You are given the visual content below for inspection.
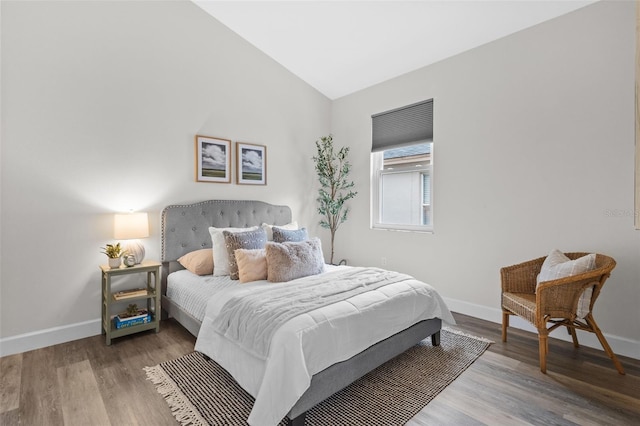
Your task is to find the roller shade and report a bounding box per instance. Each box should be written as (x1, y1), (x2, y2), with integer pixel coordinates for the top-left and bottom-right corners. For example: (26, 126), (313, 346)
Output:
(371, 99), (433, 153)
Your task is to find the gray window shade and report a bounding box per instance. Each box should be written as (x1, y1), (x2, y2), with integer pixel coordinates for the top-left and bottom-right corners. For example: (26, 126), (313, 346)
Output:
(372, 99), (433, 153)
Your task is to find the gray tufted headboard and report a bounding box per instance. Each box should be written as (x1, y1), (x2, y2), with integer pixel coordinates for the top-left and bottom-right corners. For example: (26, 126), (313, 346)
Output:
(161, 199), (292, 263)
(159, 200), (292, 323)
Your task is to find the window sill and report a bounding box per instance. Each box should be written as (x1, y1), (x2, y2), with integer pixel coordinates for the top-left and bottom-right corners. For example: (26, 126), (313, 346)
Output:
(371, 224), (434, 234)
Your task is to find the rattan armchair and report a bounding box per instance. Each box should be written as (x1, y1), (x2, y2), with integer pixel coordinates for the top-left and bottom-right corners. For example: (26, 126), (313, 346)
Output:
(501, 252), (624, 374)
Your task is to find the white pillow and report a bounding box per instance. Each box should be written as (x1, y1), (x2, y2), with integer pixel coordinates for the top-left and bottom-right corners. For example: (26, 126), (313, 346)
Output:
(261, 221), (298, 241)
(536, 249), (596, 318)
(209, 226), (258, 276)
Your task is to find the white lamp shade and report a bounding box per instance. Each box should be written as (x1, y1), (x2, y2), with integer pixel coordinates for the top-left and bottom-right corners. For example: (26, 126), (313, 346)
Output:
(114, 212), (149, 240)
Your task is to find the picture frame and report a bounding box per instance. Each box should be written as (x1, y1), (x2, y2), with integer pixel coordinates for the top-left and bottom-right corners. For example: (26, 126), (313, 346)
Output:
(195, 135), (231, 183)
(236, 142), (267, 185)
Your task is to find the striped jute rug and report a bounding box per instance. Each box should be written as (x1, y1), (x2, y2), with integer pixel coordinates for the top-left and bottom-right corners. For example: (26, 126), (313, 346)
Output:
(145, 327), (491, 425)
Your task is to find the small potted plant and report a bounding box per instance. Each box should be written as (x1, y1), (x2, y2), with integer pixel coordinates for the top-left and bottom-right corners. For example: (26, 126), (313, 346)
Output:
(121, 303), (148, 319)
(114, 303), (151, 329)
(101, 243), (126, 268)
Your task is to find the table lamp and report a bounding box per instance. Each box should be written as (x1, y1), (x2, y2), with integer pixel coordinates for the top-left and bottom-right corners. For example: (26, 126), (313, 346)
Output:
(114, 212), (149, 264)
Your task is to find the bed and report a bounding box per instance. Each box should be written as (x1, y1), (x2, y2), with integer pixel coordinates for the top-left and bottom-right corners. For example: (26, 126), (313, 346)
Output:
(160, 199), (454, 426)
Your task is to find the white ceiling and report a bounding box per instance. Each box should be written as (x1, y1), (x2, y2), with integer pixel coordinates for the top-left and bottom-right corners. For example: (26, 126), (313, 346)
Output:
(193, 0), (597, 100)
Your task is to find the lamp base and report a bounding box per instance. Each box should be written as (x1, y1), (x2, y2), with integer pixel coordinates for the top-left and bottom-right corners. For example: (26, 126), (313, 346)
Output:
(123, 240), (145, 264)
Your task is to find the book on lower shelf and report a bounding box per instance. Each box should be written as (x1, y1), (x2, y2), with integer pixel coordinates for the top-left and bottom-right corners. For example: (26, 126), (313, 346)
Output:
(113, 288), (148, 301)
(113, 309), (152, 329)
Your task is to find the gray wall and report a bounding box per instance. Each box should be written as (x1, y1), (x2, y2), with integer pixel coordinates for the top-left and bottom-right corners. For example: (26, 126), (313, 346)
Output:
(331, 0), (639, 355)
(0, 0), (330, 347)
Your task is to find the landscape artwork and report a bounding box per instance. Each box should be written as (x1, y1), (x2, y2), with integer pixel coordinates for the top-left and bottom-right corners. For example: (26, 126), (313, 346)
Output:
(196, 135), (231, 183)
(237, 142), (266, 185)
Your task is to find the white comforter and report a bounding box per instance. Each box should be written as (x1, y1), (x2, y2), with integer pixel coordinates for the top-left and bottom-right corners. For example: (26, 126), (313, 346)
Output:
(194, 265), (455, 426)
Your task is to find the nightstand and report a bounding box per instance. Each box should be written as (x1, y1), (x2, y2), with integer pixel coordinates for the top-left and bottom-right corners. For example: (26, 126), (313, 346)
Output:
(100, 260), (161, 345)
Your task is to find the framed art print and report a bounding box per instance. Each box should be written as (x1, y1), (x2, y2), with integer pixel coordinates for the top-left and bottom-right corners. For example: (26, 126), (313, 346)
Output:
(237, 142), (266, 185)
(195, 135), (231, 183)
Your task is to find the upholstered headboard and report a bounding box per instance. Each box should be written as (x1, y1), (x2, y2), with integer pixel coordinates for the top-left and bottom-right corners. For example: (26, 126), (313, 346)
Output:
(161, 199), (292, 263)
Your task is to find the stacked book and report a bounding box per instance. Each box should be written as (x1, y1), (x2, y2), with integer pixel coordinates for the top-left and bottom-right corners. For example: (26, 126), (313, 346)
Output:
(113, 288), (148, 301)
(114, 309), (152, 329)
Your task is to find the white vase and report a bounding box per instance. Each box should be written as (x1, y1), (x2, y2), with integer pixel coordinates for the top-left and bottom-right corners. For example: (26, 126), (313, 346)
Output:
(108, 257), (122, 268)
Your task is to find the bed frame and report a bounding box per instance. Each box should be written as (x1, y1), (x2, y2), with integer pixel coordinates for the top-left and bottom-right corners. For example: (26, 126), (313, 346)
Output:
(160, 199), (441, 425)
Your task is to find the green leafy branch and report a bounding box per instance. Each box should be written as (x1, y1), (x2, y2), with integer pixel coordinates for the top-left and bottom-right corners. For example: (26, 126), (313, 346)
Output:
(312, 135), (357, 264)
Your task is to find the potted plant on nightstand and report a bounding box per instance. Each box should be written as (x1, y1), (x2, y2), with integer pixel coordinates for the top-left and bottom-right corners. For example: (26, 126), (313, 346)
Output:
(101, 243), (126, 268)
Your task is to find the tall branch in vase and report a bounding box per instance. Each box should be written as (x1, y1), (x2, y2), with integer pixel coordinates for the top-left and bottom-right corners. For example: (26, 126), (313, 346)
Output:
(312, 135), (357, 264)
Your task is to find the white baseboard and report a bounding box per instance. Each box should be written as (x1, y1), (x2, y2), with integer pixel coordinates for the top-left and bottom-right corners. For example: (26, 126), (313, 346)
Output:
(0, 319), (101, 357)
(1, 299), (638, 361)
(443, 297), (640, 360)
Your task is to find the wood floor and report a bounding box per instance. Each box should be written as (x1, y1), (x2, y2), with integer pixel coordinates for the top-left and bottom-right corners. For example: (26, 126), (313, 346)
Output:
(1, 313), (638, 425)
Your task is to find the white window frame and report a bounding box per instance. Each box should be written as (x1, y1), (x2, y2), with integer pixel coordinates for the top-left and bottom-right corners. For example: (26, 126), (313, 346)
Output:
(370, 146), (434, 233)
(421, 171), (432, 226)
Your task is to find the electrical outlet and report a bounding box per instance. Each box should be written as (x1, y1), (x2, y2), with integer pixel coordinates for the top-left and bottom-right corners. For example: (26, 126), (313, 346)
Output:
(381, 257), (387, 266)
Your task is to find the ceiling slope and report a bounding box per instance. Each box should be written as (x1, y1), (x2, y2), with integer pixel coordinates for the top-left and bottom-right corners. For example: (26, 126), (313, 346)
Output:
(194, 0), (597, 99)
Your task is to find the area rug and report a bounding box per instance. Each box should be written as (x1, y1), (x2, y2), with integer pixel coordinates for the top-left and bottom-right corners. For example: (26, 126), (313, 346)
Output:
(144, 327), (491, 425)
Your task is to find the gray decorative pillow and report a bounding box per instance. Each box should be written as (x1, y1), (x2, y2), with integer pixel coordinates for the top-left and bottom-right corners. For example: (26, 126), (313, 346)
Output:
(209, 226), (259, 276)
(261, 221), (298, 241)
(265, 238), (325, 282)
(223, 228), (267, 280)
(272, 227), (308, 243)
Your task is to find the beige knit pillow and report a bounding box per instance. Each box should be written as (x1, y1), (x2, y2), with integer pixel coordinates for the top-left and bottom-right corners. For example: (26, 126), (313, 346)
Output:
(235, 249), (268, 283)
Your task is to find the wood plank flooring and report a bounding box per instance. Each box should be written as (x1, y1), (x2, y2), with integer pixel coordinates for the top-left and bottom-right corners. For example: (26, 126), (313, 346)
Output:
(1, 313), (638, 425)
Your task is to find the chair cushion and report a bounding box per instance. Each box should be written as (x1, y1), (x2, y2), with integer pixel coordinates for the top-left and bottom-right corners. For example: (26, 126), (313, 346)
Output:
(536, 249), (596, 318)
(502, 292), (536, 325)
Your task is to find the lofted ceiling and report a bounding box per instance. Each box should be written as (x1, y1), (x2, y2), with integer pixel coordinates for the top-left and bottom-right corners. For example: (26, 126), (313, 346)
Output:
(193, 0), (597, 100)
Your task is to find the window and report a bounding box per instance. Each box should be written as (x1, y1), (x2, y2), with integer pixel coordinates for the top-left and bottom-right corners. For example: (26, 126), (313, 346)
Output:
(371, 100), (433, 232)
(372, 143), (432, 231)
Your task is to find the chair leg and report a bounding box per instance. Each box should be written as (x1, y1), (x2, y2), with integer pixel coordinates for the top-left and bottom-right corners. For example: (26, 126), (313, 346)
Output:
(502, 311), (510, 342)
(586, 315), (625, 375)
(568, 326), (579, 348)
(538, 331), (548, 374)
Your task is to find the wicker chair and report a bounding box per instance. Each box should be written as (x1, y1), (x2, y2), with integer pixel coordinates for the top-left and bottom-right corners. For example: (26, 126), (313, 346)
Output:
(501, 252), (624, 375)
